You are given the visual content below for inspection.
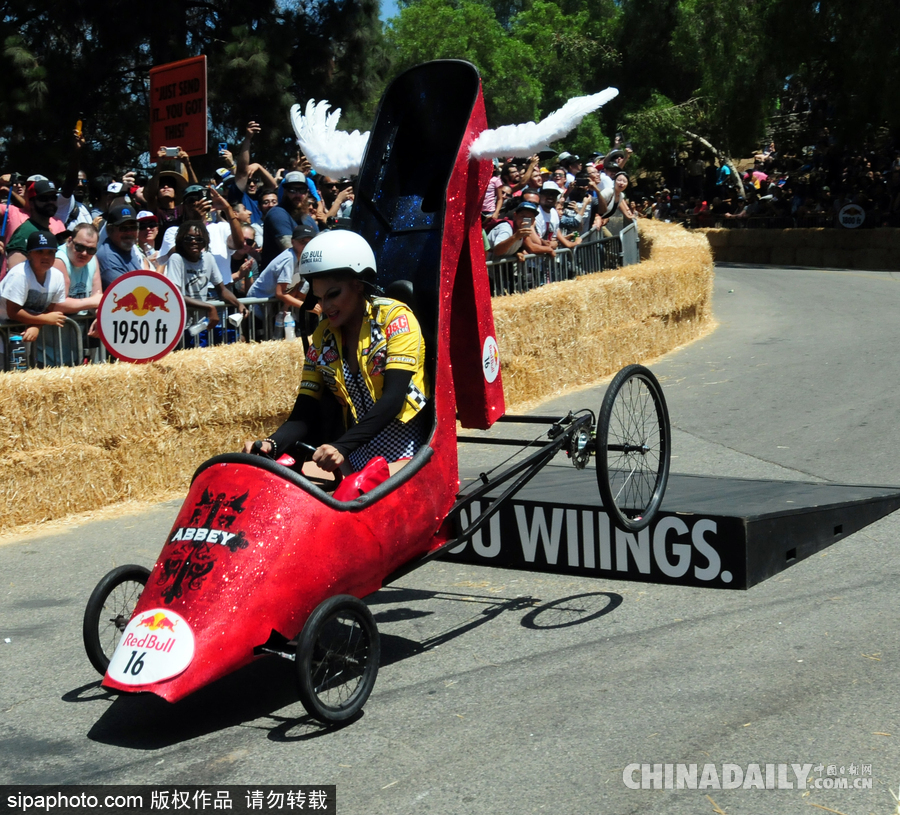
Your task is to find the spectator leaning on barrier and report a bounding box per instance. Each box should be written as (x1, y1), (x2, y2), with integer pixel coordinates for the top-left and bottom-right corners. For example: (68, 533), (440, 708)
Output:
(487, 200), (539, 261)
(164, 220), (247, 332)
(53, 223), (102, 312)
(260, 171), (318, 269)
(97, 203), (150, 289)
(0, 230), (67, 343)
(247, 223), (316, 332)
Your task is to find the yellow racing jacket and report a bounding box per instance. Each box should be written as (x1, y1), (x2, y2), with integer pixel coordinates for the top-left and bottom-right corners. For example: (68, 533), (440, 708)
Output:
(300, 296), (430, 427)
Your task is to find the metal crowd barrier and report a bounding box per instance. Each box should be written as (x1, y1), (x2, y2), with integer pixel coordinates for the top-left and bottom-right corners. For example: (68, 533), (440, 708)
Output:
(487, 232), (623, 296)
(0, 295), (297, 371)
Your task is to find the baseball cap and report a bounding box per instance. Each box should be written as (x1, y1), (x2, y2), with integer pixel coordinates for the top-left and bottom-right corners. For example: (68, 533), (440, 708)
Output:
(282, 171), (307, 187)
(137, 210), (158, 226)
(106, 204), (139, 226)
(27, 174), (49, 183)
(216, 167), (234, 182)
(27, 179), (57, 199)
(182, 184), (206, 200)
(107, 181), (124, 194)
(515, 200), (540, 213)
(292, 224), (317, 241)
(26, 229), (58, 252)
(541, 181), (563, 195)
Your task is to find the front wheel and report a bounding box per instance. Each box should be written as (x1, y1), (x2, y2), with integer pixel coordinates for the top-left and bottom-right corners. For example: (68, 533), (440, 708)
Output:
(83, 565), (150, 675)
(296, 595), (380, 724)
(596, 365), (671, 532)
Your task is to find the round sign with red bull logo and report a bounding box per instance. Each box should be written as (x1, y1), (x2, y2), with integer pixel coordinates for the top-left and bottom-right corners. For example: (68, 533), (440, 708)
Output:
(97, 271), (186, 363)
(107, 607), (195, 685)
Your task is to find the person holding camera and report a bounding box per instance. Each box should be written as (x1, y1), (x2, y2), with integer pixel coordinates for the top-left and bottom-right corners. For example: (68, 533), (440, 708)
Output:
(487, 200), (539, 261)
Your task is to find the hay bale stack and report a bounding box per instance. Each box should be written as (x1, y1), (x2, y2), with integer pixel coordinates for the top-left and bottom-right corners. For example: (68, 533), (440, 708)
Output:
(0, 445), (118, 531)
(155, 340), (306, 429)
(494, 220), (714, 410)
(0, 223), (714, 530)
(0, 363), (167, 454)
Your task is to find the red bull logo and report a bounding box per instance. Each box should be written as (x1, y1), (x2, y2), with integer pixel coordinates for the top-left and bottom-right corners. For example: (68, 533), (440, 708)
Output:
(136, 611), (177, 632)
(111, 286), (170, 316)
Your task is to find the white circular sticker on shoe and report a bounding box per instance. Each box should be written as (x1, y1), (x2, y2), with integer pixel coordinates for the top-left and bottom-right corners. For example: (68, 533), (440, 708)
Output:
(107, 608), (195, 685)
(482, 335), (500, 383)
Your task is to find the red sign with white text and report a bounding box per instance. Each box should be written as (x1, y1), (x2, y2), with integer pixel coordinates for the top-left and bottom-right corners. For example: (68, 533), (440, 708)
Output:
(149, 56), (208, 158)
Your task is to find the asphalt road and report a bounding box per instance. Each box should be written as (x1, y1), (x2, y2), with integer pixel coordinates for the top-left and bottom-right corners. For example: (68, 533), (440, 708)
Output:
(2, 263), (899, 815)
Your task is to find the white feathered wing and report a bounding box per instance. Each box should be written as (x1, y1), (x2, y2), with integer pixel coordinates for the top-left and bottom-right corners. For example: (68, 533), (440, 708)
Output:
(290, 100), (370, 178)
(469, 88), (619, 159)
(290, 86), (619, 177)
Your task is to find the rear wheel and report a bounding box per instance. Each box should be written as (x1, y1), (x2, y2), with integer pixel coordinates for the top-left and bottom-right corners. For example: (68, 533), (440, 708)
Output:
(596, 365), (670, 532)
(296, 595), (380, 724)
(83, 565), (150, 675)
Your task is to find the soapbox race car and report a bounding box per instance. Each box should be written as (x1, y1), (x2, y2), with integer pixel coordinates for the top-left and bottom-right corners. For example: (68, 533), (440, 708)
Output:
(82, 60), (671, 724)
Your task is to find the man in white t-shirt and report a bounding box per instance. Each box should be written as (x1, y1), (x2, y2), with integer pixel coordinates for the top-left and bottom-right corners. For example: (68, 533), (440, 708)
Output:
(0, 230), (67, 343)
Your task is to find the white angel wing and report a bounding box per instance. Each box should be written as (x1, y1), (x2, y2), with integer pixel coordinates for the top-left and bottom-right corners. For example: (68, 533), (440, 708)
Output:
(290, 100), (370, 178)
(469, 88), (619, 159)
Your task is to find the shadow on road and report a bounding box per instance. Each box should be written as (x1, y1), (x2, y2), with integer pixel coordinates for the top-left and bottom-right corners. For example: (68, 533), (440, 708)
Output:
(70, 586), (622, 749)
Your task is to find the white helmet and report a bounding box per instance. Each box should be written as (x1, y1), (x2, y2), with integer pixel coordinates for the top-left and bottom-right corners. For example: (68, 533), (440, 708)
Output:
(299, 229), (377, 281)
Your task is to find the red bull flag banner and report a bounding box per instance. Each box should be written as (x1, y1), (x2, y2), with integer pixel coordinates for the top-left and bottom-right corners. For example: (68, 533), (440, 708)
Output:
(97, 271), (186, 363)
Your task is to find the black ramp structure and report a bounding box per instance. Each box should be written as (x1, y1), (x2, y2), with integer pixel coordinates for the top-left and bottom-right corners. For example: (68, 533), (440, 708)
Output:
(443, 466), (900, 590)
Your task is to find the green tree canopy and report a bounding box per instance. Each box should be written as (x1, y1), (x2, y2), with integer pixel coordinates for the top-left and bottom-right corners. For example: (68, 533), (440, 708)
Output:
(0, 0), (388, 179)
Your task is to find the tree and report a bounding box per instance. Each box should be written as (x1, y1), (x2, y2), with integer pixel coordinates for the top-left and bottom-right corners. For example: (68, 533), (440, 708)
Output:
(0, 0), (387, 179)
(385, 0), (542, 126)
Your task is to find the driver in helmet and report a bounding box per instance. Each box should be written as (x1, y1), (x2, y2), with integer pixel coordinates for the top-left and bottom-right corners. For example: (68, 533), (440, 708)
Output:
(245, 230), (430, 475)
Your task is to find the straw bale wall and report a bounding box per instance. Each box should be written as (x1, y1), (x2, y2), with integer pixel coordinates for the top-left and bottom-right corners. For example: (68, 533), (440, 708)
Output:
(700, 227), (900, 270)
(0, 221), (713, 530)
(494, 219), (714, 410)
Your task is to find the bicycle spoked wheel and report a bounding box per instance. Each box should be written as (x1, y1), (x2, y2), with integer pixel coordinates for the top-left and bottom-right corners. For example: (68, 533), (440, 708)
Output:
(596, 365), (671, 532)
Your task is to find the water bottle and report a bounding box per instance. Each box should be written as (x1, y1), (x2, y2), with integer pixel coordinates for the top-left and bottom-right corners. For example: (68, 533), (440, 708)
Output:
(188, 317), (209, 337)
(274, 311), (285, 339)
(283, 311), (296, 341)
(9, 335), (27, 371)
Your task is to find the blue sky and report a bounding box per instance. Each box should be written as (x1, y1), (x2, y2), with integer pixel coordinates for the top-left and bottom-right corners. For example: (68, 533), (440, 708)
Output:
(379, 0), (400, 22)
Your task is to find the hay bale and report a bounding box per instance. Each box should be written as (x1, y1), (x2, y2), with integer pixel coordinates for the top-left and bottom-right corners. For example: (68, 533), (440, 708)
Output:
(494, 221), (714, 412)
(796, 247), (824, 267)
(0, 363), (167, 454)
(155, 341), (307, 429)
(701, 229), (728, 248)
(0, 444), (118, 530)
(111, 416), (287, 501)
(770, 246), (797, 268)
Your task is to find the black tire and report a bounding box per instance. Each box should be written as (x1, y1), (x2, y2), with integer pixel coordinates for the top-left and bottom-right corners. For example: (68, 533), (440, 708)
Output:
(596, 365), (671, 532)
(296, 595), (380, 724)
(82, 565), (150, 676)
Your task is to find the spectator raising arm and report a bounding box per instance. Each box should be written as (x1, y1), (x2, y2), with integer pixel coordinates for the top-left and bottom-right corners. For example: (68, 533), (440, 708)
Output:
(235, 121), (262, 194)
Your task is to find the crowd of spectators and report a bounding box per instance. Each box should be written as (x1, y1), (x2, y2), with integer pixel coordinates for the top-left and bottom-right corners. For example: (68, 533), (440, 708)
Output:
(0, 121), (356, 368)
(482, 147), (636, 263)
(1, 117), (650, 369)
(633, 136), (900, 230)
